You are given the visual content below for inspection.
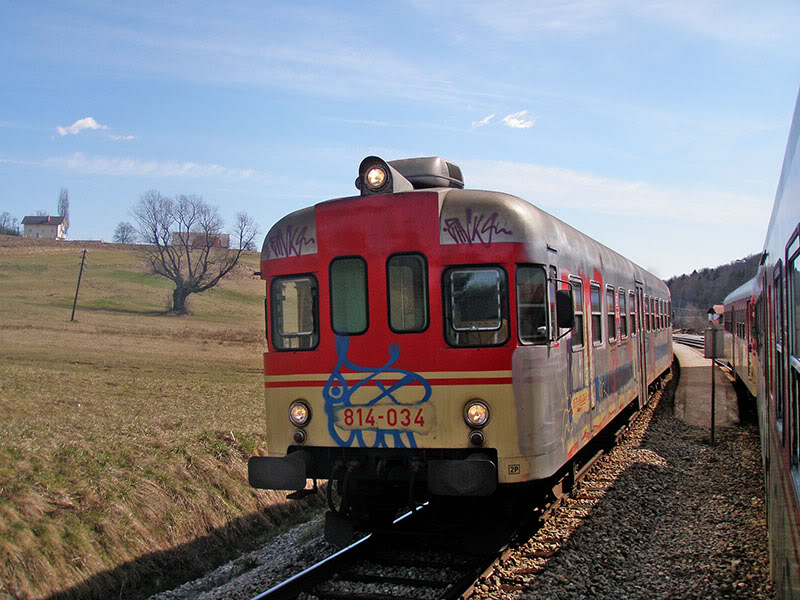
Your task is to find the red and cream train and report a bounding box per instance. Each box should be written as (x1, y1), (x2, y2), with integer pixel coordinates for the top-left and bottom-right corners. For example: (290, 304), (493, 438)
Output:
(248, 154), (673, 534)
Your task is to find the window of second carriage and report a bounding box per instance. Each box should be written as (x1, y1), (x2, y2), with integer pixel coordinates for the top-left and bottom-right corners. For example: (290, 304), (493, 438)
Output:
(571, 278), (585, 350)
(516, 265), (548, 344)
(606, 286), (617, 345)
(619, 289), (628, 339)
(629, 291), (636, 335)
(590, 282), (602, 346)
(387, 254), (428, 333)
(444, 266), (509, 347)
(330, 257), (368, 335)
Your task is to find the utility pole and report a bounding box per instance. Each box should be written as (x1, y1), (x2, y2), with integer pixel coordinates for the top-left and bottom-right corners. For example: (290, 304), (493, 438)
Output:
(71, 249), (86, 321)
(704, 312), (723, 446)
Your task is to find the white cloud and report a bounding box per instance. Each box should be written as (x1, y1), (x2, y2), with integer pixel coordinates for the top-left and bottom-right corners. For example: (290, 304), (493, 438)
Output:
(637, 1), (800, 47)
(502, 110), (534, 129)
(40, 152), (259, 179)
(56, 117), (108, 136)
(459, 158), (773, 277)
(460, 159), (771, 228)
(414, 0), (800, 49)
(109, 134), (135, 141)
(471, 113), (495, 127)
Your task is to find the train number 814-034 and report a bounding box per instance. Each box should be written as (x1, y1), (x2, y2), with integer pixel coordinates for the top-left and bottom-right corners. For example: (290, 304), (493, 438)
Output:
(333, 404), (433, 433)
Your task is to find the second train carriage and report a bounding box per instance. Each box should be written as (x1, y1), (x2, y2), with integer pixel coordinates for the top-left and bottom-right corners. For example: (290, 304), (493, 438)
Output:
(723, 276), (760, 398)
(248, 155), (673, 528)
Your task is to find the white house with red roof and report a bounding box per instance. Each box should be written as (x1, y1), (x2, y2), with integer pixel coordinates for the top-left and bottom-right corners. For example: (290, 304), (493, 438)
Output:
(22, 216), (67, 240)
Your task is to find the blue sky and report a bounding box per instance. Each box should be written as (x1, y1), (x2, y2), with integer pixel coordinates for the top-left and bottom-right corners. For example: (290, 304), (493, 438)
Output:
(1, 1), (798, 279)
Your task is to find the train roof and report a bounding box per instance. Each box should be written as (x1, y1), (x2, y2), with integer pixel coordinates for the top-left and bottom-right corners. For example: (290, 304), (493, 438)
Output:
(262, 156), (669, 295)
(723, 275), (760, 306)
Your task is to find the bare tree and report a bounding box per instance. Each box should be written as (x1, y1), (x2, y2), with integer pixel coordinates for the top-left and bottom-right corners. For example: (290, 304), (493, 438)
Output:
(113, 221), (137, 244)
(58, 188), (70, 236)
(132, 190), (258, 315)
(0, 212), (20, 235)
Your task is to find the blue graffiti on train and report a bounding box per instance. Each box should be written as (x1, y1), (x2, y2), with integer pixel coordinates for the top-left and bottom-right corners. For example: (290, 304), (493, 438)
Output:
(654, 341), (671, 362)
(323, 336), (432, 448)
(592, 362), (634, 404)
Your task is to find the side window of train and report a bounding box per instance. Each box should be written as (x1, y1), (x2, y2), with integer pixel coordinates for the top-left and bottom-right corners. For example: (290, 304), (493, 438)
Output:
(387, 254), (428, 333)
(790, 234), (800, 359)
(644, 295), (650, 333)
(271, 275), (319, 350)
(516, 265), (548, 345)
(330, 257), (368, 335)
(606, 286), (617, 344)
(651, 298), (657, 331)
(570, 277), (584, 350)
(619, 289), (628, 339)
(445, 266), (509, 347)
(590, 282), (602, 346)
(788, 233), (800, 465)
(651, 297), (656, 331)
(549, 266), (558, 339)
(629, 291), (636, 335)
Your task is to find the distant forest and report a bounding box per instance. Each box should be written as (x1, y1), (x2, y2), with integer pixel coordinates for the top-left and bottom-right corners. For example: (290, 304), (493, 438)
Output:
(666, 253), (761, 332)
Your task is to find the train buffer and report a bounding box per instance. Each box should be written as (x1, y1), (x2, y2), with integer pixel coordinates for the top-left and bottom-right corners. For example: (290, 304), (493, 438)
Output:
(673, 343), (739, 428)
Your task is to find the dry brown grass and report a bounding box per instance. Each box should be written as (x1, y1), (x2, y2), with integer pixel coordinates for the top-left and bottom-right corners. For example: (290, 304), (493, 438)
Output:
(0, 236), (320, 600)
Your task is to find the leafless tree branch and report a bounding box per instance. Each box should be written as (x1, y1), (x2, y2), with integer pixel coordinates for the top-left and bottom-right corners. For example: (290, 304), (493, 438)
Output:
(132, 190), (258, 314)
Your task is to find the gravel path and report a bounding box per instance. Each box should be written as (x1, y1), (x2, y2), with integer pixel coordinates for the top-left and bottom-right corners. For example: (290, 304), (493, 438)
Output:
(476, 375), (773, 599)
(150, 371), (773, 600)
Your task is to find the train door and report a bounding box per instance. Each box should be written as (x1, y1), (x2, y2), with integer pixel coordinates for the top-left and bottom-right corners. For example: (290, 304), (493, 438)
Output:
(635, 284), (648, 406)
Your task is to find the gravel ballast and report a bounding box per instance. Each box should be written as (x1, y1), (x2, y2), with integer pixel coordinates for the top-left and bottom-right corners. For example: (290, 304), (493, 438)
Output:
(150, 368), (773, 600)
(477, 373), (772, 599)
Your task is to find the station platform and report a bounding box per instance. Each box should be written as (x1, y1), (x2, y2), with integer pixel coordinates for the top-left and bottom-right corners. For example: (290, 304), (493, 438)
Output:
(673, 343), (740, 428)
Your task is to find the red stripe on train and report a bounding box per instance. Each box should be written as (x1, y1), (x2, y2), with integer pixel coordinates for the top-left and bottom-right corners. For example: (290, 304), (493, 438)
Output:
(265, 377), (513, 389)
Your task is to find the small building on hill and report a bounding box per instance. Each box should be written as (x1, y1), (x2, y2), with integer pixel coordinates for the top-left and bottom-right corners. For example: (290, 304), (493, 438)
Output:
(22, 216), (66, 240)
(171, 232), (230, 248)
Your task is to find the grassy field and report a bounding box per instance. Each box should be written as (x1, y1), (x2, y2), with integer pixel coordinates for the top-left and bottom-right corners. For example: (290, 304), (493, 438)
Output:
(0, 235), (321, 600)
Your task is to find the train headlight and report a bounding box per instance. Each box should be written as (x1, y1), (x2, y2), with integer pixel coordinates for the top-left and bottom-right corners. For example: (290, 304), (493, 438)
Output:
(464, 400), (490, 428)
(356, 156), (412, 196)
(365, 166), (387, 190)
(289, 401), (311, 427)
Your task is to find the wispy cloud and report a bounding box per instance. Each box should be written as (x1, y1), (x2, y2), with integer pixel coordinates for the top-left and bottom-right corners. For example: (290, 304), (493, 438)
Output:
(109, 134), (136, 142)
(471, 113), (495, 127)
(638, 1), (800, 47)
(35, 152), (259, 179)
(461, 158), (770, 227)
(416, 0), (800, 49)
(502, 110), (534, 129)
(56, 117), (108, 136)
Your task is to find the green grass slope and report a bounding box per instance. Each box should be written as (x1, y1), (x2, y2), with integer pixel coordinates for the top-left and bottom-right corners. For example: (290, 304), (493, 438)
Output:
(0, 236), (321, 600)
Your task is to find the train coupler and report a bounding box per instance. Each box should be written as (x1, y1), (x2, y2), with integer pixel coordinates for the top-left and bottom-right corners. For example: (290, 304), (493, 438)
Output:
(248, 449), (311, 492)
(427, 452), (497, 496)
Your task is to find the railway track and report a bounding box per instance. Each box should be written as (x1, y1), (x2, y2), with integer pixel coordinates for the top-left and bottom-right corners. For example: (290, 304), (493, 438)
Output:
(672, 333), (704, 349)
(250, 503), (508, 600)
(249, 399), (647, 600)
